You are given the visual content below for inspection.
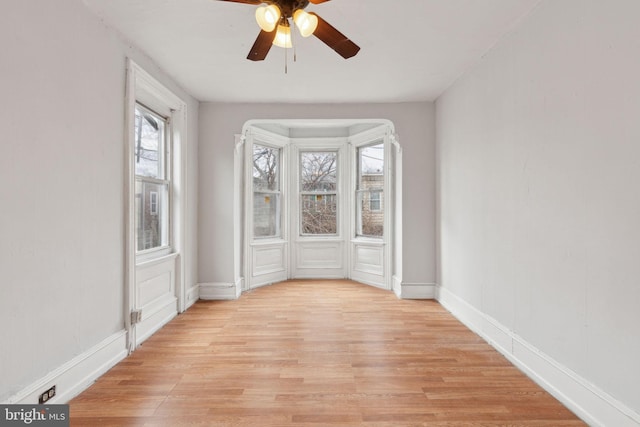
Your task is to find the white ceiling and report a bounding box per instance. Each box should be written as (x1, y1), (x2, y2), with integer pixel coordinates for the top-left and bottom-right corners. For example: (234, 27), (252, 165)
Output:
(81, 0), (540, 103)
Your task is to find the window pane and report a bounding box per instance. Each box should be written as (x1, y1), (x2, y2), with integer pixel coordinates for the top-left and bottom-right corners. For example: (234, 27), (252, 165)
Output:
(254, 193), (281, 238)
(253, 145), (279, 191)
(134, 105), (165, 179)
(253, 144), (281, 239)
(301, 152), (337, 191)
(357, 142), (384, 237)
(358, 143), (384, 188)
(357, 190), (384, 237)
(301, 194), (337, 235)
(370, 189), (382, 211)
(136, 181), (168, 251)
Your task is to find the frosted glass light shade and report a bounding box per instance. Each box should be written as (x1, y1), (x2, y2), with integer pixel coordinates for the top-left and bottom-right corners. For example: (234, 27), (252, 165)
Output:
(293, 9), (318, 37)
(255, 5), (281, 32)
(273, 24), (292, 48)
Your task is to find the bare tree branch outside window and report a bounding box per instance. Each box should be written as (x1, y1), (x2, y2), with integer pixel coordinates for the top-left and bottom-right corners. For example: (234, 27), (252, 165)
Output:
(300, 152), (338, 235)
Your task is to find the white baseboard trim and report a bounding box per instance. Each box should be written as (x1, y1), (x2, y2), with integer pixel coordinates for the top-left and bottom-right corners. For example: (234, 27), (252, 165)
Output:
(7, 330), (127, 405)
(392, 275), (402, 298)
(394, 281), (436, 299)
(235, 277), (244, 295)
(199, 281), (241, 300)
(185, 284), (200, 310)
(136, 298), (177, 347)
(436, 285), (640, 427)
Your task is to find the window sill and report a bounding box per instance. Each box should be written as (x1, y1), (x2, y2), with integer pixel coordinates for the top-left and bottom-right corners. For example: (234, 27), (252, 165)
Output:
(351, 236), (384, 245)
(136, 250), (177, 268)
(251, 239), (287, 247)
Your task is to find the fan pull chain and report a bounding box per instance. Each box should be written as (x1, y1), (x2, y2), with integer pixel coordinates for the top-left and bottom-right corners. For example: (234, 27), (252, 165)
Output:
(291, 22), (297, 62)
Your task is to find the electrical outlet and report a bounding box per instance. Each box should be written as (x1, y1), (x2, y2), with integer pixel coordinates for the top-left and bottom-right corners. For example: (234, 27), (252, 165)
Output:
(38, 385), (56, 404)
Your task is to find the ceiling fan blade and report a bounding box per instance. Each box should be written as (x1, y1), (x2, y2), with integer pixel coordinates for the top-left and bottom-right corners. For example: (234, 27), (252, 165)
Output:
(310, 13), (360, 59)
(247, 29), (277, 61)
(308, 0), (332, 3)
(216, 0), (262, 4)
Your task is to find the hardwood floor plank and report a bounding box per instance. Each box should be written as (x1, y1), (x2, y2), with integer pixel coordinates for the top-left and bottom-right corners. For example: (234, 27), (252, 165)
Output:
(69, 280), (586, 426)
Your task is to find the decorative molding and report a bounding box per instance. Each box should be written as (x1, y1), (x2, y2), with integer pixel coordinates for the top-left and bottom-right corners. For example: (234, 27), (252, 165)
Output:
(199, 282), (241, 300)
(7, 331), (127, 404)
(436, 285), (640, 427)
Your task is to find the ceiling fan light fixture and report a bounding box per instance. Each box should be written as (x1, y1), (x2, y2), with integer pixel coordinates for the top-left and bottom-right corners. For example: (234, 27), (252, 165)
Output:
(255, 4), (281, 32)
(273, 23), (293, 48)
(293, 9), (318, 37)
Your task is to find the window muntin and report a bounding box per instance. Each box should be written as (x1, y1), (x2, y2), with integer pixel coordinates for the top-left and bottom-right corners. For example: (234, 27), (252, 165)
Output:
(134, 103), (170, 252)
(253, 144), (281, 238)
(300, 151), (338, 235)
(356, 142), (384, 237)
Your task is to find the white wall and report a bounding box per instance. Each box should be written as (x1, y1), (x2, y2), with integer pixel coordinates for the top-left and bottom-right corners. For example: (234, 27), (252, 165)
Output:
(198, 102), (435, 287)
(437, 0), (640, 423)
(0, 0), (198, 402)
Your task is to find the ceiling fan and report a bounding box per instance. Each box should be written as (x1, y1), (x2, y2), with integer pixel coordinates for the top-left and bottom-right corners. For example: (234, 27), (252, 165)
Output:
(218, 0), (360, 61)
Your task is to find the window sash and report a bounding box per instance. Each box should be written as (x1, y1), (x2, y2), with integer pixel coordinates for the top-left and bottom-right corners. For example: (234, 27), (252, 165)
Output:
(300, 193), (338, 235)
(134, 102), (171, 254)
(135, 179), (170, 252)
(253, 144), (282, 239)
(134, 103), (169, 180)
(299, 150), (338, 236)
(356, 141), (384, 238)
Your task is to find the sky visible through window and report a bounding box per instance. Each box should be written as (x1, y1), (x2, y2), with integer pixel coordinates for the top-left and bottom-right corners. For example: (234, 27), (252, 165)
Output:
(360, 143), (383, 174)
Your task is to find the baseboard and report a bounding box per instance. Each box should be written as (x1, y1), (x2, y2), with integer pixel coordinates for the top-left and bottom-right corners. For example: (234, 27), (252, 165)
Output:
(392, 275), (402, 298)
(199, 281), (241, 300)
(436, 285), (640, 427)
(135, 297), (177, 346)
(185, 284), (200, 310)
(394, 281), (436, 299)
(6, 330), (127, 405)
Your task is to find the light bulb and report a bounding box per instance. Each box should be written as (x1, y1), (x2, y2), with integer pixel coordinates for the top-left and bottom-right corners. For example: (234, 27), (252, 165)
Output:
(293, 9), (318, 37)
(255, 5), (281, 32)
(273, 24), (292, 48)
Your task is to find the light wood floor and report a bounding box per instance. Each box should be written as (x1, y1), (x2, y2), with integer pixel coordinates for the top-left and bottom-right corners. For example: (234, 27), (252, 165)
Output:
(70, 280), (586, 426)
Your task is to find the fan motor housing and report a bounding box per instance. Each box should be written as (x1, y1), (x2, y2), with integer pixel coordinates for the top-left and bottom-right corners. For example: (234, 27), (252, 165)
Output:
(265, 0), (310, 18)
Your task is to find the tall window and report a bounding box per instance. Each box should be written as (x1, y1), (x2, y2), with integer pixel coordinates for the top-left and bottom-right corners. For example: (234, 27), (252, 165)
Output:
(356, 142), (384, 237)
(253, 144), (281, 238)
(134, 103), (170, 251)
(300, 151), (338, 235)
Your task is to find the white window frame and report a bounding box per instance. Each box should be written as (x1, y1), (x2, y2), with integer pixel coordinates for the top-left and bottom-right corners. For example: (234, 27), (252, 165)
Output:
(252, 142), (283, 239)
(127, 66), (186, 262)
(134, 103), (170, 254)
(298, 149), (340, 237)
(355, 140), (385, 238)
(125, 59), (189, 351)
(238, 119), (399, 292)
